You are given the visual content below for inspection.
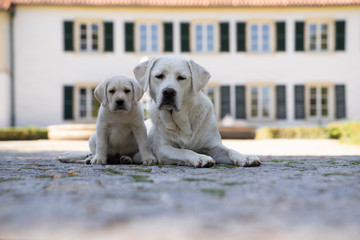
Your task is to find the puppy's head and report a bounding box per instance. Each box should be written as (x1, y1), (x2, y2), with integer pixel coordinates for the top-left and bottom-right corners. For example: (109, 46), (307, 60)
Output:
(94, 75), (144, 113)
(133, 56), (210, 112)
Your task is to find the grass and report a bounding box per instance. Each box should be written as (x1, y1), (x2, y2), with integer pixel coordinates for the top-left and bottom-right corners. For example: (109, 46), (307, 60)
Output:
(212, 164), (238, 169)
(322, 173), (354, 177)
(222, 181), (246, 186)
(183, 178), (215, 182)
(350, 161), (360, 165)
(99, 168), (123, 175)
(200, 188), (226, 197)
(117, 168), (152, 173)
(0, 178), (23, 183)
(129, 175), (153, 183)
(35, 175), (54, 179)
(270, 159), (287, 163)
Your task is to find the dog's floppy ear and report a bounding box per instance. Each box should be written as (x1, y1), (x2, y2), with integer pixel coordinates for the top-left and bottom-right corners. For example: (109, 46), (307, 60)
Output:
(130, 78), (144, 106)
(94, 78), (110, 107)
(188, 59), (211, 93)
(133, 57), (158, 92)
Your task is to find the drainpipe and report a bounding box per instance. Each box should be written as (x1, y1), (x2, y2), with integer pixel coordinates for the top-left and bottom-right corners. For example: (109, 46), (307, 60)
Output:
(9, 4), (15, 127)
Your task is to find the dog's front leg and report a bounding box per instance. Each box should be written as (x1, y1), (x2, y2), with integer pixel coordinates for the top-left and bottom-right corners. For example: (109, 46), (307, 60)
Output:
(157, 145), (215, 168)
(132, 123), (158, 165)
(207, 144), (261, 167)
(90, 125), (108, 165)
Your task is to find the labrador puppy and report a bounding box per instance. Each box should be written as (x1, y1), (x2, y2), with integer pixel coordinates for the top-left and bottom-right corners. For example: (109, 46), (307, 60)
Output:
(58, 75), (157, 165)
(133, 56), (261, 168)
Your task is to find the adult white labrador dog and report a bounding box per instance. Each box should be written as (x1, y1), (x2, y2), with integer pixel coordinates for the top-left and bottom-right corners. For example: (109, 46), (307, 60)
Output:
(134, 56), (261, 168)
(58, 75), (157, 165)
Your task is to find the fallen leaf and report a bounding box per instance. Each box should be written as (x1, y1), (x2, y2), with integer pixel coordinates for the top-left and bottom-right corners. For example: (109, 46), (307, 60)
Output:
(32, 163), (40, 167)
(68, 171), (78, 177)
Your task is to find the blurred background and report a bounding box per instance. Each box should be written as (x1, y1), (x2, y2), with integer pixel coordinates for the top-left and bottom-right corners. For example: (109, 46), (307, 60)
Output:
(0, 0), (359, 142)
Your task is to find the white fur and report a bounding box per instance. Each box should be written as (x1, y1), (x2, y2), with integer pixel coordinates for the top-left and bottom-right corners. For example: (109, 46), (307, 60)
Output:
(133, 56), (261, 168)
(58, 75), (157, 165)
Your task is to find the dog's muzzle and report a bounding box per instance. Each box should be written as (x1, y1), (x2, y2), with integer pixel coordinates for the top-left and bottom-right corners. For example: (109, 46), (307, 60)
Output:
(114, 98), (126, 110)
(159, 88), (177, 110)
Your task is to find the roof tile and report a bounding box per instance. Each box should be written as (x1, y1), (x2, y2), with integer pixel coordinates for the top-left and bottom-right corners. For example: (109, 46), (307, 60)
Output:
(2, 0), (360, 10)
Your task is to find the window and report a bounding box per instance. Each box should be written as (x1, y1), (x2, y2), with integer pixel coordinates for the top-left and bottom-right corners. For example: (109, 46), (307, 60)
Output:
(307, 85), (331, 119)
(77, 22), (103, 52)
(137, 23), (161, 53)
(248, 85), (274, 120)
(308, 22), (329, 52)
(75, 85), (100, 121)
(249, 23), (272, 53)
(193, 23), (217, 53)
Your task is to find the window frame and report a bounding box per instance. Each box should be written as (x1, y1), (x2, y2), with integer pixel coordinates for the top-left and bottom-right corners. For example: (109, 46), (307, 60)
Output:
(74, 19), (104, 53)
(305, 83), (334, 121)
(246, 20), (275, 53)
(246, 83), (275, 121)
(135, 20), (163, 53)
(305, 19), (334, 53)
(74, 83), (100, 122)
(191, 21), (218, 54)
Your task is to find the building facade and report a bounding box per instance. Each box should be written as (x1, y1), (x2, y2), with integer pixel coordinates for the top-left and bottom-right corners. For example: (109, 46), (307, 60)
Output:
(1, 0), (360, 128)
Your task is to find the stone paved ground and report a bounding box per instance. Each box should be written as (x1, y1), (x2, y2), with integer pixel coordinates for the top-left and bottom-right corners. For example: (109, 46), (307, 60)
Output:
(0, 140), (359, 240)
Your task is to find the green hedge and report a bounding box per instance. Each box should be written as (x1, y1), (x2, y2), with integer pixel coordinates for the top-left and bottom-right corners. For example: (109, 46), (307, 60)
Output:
(0, 127), (48, 141)
(256, 122), (360, 144)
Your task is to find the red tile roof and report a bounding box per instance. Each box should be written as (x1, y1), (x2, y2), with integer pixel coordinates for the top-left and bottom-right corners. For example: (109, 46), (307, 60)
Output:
(2, 0), (360, 10)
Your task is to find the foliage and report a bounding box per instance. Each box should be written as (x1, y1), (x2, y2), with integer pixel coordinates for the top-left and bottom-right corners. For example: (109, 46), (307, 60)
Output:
(256, 121), (360, 144)
(256, 126), (327, 139)
(0, 127), (48, 141)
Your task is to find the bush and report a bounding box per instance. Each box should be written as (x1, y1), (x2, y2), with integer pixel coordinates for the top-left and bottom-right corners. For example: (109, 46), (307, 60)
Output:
(0, 127), (48, 141)
(336, 122), (360, 144)
(256, 122), (360, 145)
(256, 127), (326, 139)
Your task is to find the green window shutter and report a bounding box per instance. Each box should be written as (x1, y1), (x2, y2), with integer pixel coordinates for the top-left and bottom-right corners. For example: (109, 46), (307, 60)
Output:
(295, 22), (304, 51)
(220, 86), (231, 119)
(180, 23), (190, 52)
(63, 86), (74, 120)
(64, 21), (74, 51)
(104, 22), (114, 52)
(335, 21), (346, 51)
(220, 22), (230, 52)
(235, 85), (246, 119)
(335, 85), (346, 119)
(294, 85), (305, 119)
(125, 22), (134, 52)
(276, 85), (286, 119)
(276, 22), (286, 52)
(236, 22), (246, 52)
(164, 22), (173, 52)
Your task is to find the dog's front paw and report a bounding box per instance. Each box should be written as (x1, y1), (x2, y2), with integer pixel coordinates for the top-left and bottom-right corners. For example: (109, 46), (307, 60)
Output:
(142, 154), (158, 165)
(119, 156), (134, 164)
(189, 155), (215, 168)
(89, 155), (107, 165)
(230, 150), (261, 167)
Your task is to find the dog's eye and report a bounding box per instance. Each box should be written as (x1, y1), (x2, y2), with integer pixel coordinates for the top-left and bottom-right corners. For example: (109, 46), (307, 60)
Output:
(155, 74), (165, 80)
(124, 89), (131, 94)
(177, 76), (186, 81)
(109, 89), (115, 94)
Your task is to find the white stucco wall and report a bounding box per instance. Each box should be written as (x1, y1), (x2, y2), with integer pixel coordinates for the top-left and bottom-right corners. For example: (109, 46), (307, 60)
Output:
(13, 6), (360, 127)
(0, 11), (11, 127)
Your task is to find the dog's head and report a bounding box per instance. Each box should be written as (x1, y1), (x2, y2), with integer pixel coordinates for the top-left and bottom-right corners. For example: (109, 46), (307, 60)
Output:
(133, 56), (211, 112)
(94, 75), (144, 112)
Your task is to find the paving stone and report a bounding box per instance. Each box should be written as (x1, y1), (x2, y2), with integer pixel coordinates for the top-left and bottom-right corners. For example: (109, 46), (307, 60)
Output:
(0, 140), (359, 240)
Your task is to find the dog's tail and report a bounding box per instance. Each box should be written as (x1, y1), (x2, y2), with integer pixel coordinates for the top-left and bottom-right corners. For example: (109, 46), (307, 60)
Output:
(58, 152), (91, 164)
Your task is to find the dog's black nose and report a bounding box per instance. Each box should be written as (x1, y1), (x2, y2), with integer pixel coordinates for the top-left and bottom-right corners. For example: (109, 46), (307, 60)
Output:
(116, 99), (124, 106)
(162, 88), (176, 98)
